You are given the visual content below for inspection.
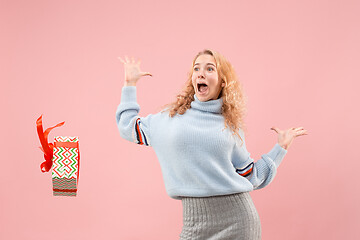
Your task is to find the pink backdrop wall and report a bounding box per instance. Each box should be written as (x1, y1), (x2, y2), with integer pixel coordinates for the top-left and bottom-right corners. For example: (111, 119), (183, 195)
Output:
(1, 0), (359, 239)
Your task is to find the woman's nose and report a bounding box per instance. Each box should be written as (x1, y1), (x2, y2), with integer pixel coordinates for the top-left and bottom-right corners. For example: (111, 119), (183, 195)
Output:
(198, 71), (205, 78)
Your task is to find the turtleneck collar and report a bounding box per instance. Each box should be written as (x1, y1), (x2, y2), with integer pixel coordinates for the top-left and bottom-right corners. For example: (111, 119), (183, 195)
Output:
(190, 94), (223, 114)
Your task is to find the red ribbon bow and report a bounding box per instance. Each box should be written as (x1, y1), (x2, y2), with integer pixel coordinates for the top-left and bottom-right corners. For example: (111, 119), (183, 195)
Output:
(36, 115), (65, 172)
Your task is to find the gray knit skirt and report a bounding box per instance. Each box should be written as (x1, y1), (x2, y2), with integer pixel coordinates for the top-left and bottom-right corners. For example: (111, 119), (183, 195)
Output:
(179, 192), (261, 240)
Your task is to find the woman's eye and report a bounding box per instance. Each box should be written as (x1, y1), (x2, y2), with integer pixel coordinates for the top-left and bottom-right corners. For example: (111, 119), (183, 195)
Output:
(194, 67), (199, 71)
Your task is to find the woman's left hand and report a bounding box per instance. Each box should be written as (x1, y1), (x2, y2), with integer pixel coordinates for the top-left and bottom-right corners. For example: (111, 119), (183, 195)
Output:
(270, 127), (308, 150)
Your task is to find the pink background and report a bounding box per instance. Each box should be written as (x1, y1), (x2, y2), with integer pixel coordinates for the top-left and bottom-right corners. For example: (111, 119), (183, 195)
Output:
(1, 0), (359, 239)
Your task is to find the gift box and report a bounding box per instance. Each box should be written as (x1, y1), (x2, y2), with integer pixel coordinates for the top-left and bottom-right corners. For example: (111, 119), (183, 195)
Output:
(51, 136), (80, 196)
(36, 115), (80, 197)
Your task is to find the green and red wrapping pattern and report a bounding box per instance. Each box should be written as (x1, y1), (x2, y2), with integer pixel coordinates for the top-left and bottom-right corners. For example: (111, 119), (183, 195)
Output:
(52, 136), (80, 196)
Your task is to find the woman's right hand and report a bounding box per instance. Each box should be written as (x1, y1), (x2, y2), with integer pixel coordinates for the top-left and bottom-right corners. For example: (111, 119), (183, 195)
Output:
(118, 56), (152, 86)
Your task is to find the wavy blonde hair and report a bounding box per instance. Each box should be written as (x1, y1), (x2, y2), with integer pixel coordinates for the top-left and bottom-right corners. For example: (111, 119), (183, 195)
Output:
(161, 49), (248, 144)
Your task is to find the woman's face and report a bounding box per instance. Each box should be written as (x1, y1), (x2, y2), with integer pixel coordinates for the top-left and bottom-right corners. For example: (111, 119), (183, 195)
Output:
(192, 54), (224, 102)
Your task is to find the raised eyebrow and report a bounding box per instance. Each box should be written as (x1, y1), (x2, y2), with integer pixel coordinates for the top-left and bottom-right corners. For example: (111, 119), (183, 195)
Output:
(194, 63), (216, 67)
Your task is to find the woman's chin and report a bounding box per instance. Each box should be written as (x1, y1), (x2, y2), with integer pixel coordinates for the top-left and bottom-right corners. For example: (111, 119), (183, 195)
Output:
(196, 92), (212, 102)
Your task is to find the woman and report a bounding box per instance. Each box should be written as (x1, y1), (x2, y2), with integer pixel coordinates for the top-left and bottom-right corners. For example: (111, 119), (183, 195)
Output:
(116, 49), (307, 240)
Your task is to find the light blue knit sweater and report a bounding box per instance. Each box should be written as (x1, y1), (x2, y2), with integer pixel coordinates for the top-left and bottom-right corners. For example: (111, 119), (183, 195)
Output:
(116, 86), (287, 200)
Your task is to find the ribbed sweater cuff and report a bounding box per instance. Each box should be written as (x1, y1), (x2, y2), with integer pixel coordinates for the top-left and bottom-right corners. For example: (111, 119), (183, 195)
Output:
(121, 86), (137, 103)
(266, 143), (288, 168)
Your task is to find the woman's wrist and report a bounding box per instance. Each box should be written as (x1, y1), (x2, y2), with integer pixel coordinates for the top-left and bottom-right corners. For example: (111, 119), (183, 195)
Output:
(124, 81), (136, 86)
(279, 143), (288, 150)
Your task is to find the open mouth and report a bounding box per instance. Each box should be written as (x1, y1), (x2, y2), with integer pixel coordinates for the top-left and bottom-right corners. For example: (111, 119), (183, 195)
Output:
(197, 83), (209, 94)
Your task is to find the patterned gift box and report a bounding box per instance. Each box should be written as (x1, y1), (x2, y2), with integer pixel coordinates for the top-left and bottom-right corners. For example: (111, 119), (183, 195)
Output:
(51, 136), (80, 196)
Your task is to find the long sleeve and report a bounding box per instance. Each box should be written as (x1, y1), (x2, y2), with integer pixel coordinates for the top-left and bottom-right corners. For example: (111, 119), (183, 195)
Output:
(231, 129), (288, 190)
(115, 86), (153, 146)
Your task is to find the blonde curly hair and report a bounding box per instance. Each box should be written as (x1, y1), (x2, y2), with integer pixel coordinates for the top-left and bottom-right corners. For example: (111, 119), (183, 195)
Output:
(161, 49), (248, 144)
